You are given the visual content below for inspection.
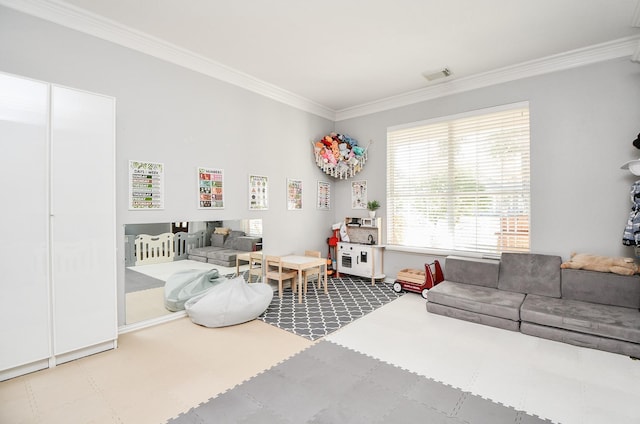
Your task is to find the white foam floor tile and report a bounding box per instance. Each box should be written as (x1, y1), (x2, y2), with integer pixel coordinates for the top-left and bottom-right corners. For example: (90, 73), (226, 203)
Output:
(470, 360), (530, 411)
(327, 293), (640, 424)
(520, 369), (585, 423)
(580, 377), (640, 424)
(580, 392), (640, 424)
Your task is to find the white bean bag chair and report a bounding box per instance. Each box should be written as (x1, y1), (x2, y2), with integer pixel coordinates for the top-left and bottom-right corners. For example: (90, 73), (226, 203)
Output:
(184, 276), (273, 328)
(164, 268), (225, 312)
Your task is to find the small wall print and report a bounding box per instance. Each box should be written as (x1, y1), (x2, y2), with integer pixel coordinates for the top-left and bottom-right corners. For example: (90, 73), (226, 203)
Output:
(351, 180), (367, 209)
(249, 175), (269, 210)
(197, 167), (224, 209)
(287, 178), (303, 210)
(129, 160), (164, 210)
(317, 181), (330, 210)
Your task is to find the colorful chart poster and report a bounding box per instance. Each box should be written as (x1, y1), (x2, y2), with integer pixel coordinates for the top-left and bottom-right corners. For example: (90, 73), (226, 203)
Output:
(197, 167), (224, 209)
(129, 160), (164, 210)
(249, 175), (269, 210)
(351, 180), (367, 209)
(317, 181), (330, 210)
(287, 178), (303, 210)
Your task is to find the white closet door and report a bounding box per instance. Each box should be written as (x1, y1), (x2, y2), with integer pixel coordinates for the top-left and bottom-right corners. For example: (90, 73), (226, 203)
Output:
(50, 86), (116, 356)
(0, 74), (51, 373)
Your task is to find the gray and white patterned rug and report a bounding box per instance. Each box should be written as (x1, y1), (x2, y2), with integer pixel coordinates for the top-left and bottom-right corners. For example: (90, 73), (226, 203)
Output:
(258, 275), (402, 340)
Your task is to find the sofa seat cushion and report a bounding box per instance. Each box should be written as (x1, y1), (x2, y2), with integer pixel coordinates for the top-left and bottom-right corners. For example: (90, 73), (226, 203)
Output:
(521, 322), (640, 358)
(208, 258), (234, 267)
(521, 294), (640, 343)
(428, 281), (525, 321)
(426, 302), (520, 331)
(206, 249), (239, 261)
(187, 254), (208, 263)
(189, 246), (223, 257)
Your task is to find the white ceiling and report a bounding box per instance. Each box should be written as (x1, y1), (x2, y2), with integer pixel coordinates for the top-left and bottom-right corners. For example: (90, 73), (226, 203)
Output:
(6, 0), (640, 117)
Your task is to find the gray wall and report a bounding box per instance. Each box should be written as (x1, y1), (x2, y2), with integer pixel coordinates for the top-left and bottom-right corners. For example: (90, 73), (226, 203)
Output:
(0, 6), (335, 326)
(2, 6), (640, 320)
(335, 58), (640, 278)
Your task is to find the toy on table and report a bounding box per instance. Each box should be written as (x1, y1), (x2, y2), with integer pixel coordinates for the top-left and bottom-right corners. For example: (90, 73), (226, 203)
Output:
(393, 260), (444, 299)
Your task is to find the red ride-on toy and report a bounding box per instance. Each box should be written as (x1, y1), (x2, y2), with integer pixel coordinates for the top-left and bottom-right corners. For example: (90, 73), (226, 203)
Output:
(393, 260), (444, 299)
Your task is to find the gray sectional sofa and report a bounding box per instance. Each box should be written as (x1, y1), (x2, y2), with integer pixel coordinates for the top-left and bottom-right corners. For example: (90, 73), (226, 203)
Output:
(426, 253), (640, 357)
(188, 230), (261, 267)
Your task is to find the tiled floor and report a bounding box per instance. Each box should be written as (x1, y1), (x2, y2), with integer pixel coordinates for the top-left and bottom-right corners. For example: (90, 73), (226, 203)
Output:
(2, 293), (640, 423)
(0, 319), (312, 424)
(327, 295), (640, 424)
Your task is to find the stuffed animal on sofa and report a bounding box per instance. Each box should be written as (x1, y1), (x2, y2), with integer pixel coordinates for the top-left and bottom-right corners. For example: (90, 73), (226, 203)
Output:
(560, 252), (639, 276)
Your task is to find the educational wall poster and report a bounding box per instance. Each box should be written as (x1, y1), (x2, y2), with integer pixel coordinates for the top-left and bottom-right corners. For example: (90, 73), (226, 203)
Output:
(249, 175), (269, 210)
(351, 180), (367, 209)
(317, 181), (330, 210)
(287, 178), (303, 210)
(197, 167), (224, 209)
(129, 160), (164, 209)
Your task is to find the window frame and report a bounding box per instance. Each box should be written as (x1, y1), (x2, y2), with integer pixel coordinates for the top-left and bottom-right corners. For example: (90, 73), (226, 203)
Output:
(386, 102), (531, 257)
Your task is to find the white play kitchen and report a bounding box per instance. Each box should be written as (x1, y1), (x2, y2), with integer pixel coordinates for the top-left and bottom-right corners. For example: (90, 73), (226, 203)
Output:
(337, 217), (385, 284)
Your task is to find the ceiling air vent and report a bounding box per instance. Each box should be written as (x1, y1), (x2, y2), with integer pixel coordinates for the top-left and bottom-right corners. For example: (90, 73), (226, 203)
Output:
(422, 67), (453, 82)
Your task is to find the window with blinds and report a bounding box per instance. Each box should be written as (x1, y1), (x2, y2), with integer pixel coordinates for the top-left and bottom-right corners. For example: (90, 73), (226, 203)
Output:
(386, 103), (530, 255)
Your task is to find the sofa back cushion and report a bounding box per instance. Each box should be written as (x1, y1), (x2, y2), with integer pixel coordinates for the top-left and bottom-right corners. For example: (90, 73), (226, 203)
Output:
(561, 268), (640, 308)
(211, 233), (227, 247)
(234, 236), (262, 252)
(498, 253), (561, 297)
(224, 231), (246, 248)
(444, 256), (500, 288)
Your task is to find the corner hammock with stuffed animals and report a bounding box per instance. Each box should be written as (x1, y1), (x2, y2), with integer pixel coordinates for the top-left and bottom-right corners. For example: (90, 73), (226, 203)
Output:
(313, 133), (369, 179)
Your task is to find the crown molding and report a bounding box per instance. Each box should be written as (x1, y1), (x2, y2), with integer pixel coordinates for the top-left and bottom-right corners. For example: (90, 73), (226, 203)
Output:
(2, 0), (637, 123)
(335, 36), (640, 121)
(0, 0), (337, 120)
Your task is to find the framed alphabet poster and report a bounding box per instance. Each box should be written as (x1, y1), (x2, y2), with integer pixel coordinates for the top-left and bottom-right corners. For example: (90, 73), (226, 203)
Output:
(287, 178), (303, 210)
(197, 167), (224, 209)
(249, 175), (269, 210)
(317, 181), (330, 210)
(129, 160), (164, 210)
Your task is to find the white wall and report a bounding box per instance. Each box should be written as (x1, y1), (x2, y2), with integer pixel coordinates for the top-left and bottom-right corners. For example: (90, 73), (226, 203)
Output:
(335, 58), (640, 278)
(0, 6), (335, 326)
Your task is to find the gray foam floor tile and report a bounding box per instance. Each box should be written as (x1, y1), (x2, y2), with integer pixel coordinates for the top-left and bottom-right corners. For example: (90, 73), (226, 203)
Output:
(517, 412), (555, 423)
(381, 398), (461, 423)
(454, 393), (519, 424)
(167, 340), (553, 424)
(237, 408), (290, 424)
(188, 389), (261, 423)
(364, 360), (424, 394)
(404, 374), (466, 416)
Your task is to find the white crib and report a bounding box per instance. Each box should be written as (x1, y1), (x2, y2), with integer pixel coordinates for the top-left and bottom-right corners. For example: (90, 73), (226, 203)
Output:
(127, 230), (207, 266)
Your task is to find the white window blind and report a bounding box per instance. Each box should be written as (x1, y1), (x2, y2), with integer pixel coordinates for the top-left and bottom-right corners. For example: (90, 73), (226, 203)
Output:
(386, 104), (530, 255)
